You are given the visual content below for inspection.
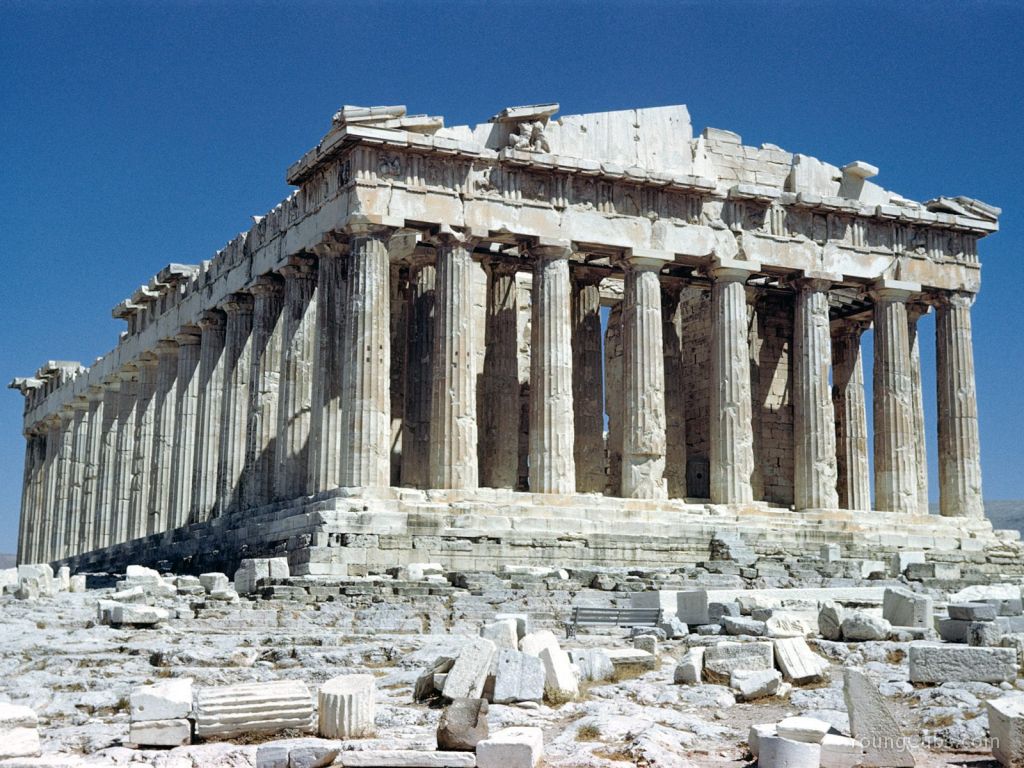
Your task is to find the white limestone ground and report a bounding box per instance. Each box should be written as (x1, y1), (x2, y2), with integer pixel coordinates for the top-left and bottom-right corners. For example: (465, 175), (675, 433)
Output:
(3, 564), (1024, 767)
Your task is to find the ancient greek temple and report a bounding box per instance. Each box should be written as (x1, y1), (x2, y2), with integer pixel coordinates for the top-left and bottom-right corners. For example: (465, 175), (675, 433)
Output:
(9, 103), (1003, 574)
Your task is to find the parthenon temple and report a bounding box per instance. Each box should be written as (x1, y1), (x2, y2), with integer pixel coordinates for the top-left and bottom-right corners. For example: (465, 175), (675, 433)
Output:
(8, 102), (1006, 575)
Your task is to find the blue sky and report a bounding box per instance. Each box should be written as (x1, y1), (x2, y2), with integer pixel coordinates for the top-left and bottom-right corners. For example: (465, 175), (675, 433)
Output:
(1, 1), (1021, 554)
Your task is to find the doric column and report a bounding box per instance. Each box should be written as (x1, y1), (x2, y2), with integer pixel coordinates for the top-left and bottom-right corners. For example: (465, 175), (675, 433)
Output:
(92, 377), (121, 551)
(621, 252), (671, 499)
(709, 263), (758, 504)
(662, 283), (687, 499)
(792, 277), (839, 510)
(78, 386), (105, 553)
(149, 339), (179, 534)
(571, 267), (606, 494)
(16, 429), (40, 565)
(907, 302), (930, 514)
(58, 399), (87, 557)
(604, 302), (624, 496)
(274, 256), (318, 499)
(934, 291), (984, 518)
(871, 280), (920, 514)
(41, 416), (62, 561)
(309, 248), (348, 494)
(129, 353), (159, 540)
(339, 228), (392, 487)
(110, 366), (138, 545)
(479, 258), (519, 489)
(401, 251), (436, 489)
(528, 242), (576, 494)
(191, 310), (226, 521)
(168, 327), (201, 529)
(429, 233), (479, 489)
(219, 294), (255, 513)
(243, 275), (285, 508)
(831, 320), (871, 511)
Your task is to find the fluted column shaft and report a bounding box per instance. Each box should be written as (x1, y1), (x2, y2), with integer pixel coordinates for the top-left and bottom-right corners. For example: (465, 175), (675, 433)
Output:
(129, 355), (159, 539)
(832, 321), (871, 511)
(907, 303), (930, 514)
(401, 256), (436, 488)
(872, 283), (919, 514)
(621, 255), (669, 499)
(169, 329), (202, 528)
(149, 340), (179, 534)
(310, 252), (347, 493)
(192, 311), (226, 521)
(571, 268), (606, 494)
(41, 417), (62, 561)
(30, 431), (47, 560)
(220, 295), (255, 512)
(244, 275), (284, 508)
(93, 379), (121, 550)
(339, 230), (392, 487)
(793, 278), (839, 510)
(429, 235), (479, 489)
(111, 368), (138, 544)
(274, 257), (318, 499)
(78, 388), (104, 553)
(62, 402), (88, 557)
(16, 430), (40, 565)
(479, 259), (519, 489)
(935, 291), (984, 518)
(529, 244), (576, 494)
(709, 266), (756, 503)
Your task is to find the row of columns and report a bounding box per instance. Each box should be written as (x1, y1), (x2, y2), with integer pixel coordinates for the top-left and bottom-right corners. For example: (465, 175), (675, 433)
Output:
(16, 235), (986, 563)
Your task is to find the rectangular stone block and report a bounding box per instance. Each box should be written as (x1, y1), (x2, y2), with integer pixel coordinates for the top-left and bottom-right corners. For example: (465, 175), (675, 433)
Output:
(129, 718), (192, 747)
(130, 678), (193, 721)
(476, 726), (543, 768)
(939, 618), (970, 643)
(703, 641), (774, 683)
(949, 602), (997, 621)
(493, 650), (544, 704)
(773, 637), (829, 684)
(909, 644), (1018, 683)
(631, 590), (677, 618)
(676, 589), (709, 625)
(0, 703), (40, 759)
(988, 695), (1024, 767)
(337, 751), (477, 766)
(882, 587), (933, 628)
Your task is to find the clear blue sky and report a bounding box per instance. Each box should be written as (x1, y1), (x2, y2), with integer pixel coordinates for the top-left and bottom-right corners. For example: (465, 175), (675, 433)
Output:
(1, 1), (1022, 554)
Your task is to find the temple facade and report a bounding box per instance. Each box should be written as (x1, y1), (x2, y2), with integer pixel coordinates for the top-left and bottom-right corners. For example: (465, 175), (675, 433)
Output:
(8, 103), (1004, 574)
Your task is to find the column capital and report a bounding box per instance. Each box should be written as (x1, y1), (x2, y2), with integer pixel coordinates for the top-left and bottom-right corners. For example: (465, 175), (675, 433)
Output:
(708, 257), (760, 282)
(101, 375), (122, 393)
(793, 274), (839, 293)
(831, 317), (872, 338)
(571, 265), (608, 286)
(155, 338), (179, 354)
(86, 385), (104, 403)
(482, 254), (520, 277)
(278, 255), (317, 280)
(221, 292), (255, 314)
(342, 214), (398, 238)
(622, 248), (673, 272)
(137, 351), (159, 367)
(70, 396), (90, 412)
(869, 278), (921, 302)
(115, 363), (139, 382)
(431, 226), (480, 252)
(530, 238), (573, 261)
(175, 325), (202, 345)
(197, 309), (226, 330)
(906, 301), (932, 323)
(929, 289), (977, 309)
(248, 273), (285, 296)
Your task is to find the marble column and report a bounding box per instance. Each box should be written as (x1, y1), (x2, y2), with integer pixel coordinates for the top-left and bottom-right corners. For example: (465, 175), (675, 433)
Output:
(130, 354), (159, 540)
(793, 278), (839, 510)
(479, 258), (519, 490)
(429, 234), (479, 489)
(662, 284), (688, 499)
(274, 256), (318, 499)
(31, 430), (47, 560)
(621, 253), (669, 499)
(529, 243), (576, 494)
(243, 275), (285, 508)
(219, 294), (254, 513)
(871, 281), (919, 514)
(831, 320), (871, 511)
(41, 416), (62, 561)
(709, 264), (757, 504)
(78, 386), (104, 553)
(604, 302), (624, 497)
(907, 302), (930, 515)
(401, 252), (436, 489)
(339, 229), (392, 488)
(935, 291), (984, 518)
(309, 249), (347, 494)
(191, 311), (226, 522)
(92, 377), (121, 550)
(16, 430), (40, 564)
(169, 327), (202, 529)
(571, 267), (606, 494)
(110, 366), (138, 545)
(149, 339), (179, 534)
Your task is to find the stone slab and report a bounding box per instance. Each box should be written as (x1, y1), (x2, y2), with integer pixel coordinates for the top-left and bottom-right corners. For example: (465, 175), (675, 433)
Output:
(337, 751), (477, 767)
(908, 644), (1017, 683)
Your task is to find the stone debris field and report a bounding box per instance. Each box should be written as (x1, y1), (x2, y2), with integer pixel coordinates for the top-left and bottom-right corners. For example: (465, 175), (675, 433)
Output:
(5, 551), (1024, 768)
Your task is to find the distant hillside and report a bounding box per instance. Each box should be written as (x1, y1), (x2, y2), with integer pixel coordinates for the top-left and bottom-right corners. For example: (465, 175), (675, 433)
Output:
(985, 500), (1024, 536)
(0, 554), (15, 569)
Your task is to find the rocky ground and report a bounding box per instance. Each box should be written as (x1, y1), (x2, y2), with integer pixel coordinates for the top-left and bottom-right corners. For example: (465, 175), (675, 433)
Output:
(1, 557), (1022, 767)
